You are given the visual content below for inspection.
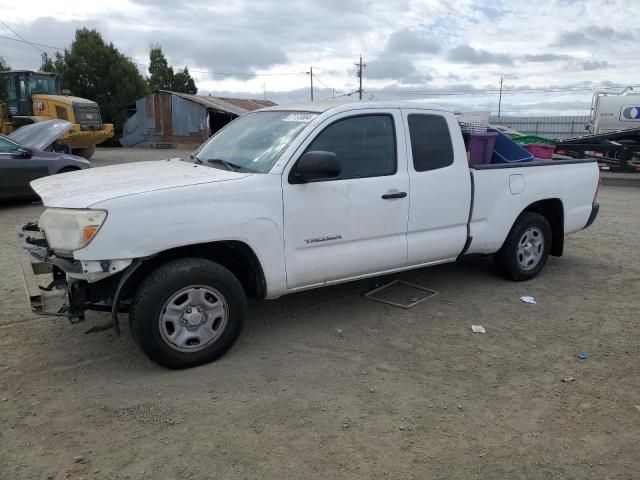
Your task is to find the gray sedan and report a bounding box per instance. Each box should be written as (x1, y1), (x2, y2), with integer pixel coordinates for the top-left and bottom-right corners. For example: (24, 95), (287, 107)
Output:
(1, 120), (91, 200)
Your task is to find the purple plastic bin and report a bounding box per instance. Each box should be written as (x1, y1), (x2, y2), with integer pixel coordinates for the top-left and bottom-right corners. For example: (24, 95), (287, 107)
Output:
(469, 132), (498, 166)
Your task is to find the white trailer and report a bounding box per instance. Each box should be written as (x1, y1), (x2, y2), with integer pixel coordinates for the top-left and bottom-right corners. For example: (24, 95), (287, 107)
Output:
(590, 87), (640, 134)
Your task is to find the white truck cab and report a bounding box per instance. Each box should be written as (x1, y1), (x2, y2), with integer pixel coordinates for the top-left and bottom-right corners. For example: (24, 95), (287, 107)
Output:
(20, 101), (600, 368)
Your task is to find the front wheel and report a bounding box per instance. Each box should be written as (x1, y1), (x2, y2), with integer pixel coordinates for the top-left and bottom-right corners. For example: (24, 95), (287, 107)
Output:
(129, 258), (247, 369)
(494, 211), (551, 281)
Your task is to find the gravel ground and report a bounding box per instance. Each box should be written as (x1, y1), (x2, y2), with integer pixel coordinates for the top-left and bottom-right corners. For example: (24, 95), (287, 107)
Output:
(0, 149), (639, 479)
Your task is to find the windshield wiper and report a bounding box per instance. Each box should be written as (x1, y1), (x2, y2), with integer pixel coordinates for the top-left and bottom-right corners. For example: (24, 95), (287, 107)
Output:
(205, 158), (254, 172)
(190, 153), (202, 164)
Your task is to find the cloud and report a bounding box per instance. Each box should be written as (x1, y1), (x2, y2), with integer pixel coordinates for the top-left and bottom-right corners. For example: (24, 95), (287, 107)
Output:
(553, 25), (635, 46)
(521, 53), (572, 62)
(360, 26), (438, 86)
(578, 59), (612, 71)
(366, 56), (431, 84)
(386, 28), (440, 54)
(447, 45), (513, 65)
(2, 0), (637, 116)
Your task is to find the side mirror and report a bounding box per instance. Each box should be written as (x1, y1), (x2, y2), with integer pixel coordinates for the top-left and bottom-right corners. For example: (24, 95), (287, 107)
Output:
(292, 151), (340, 183)
(16, 147), (32, 158)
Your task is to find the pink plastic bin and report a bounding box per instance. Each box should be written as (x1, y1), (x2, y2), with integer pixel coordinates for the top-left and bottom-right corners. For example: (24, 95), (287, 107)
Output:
(523, 143), (555, 160)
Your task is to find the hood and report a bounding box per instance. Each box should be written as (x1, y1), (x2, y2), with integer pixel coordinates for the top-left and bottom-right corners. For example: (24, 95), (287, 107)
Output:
(31, 159), (252, 208)
(8, 119), (73, 150)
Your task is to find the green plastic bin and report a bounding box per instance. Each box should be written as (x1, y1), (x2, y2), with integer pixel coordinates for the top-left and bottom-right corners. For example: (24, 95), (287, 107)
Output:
(512, 135), (555, 145)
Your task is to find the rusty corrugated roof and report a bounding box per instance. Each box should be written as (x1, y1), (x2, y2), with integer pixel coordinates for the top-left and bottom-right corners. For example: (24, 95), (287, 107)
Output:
(161, 90), (276, 115)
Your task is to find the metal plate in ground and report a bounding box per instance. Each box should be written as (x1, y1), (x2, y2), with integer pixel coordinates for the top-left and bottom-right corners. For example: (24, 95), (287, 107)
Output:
(364, 280), (439, 309)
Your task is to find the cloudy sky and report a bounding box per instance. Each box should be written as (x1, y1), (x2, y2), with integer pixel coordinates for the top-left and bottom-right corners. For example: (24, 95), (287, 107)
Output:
(1, 0), (638, 114)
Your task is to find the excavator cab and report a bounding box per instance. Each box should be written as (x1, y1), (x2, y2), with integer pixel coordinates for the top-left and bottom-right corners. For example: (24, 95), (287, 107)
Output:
(2, 71), (61, 117)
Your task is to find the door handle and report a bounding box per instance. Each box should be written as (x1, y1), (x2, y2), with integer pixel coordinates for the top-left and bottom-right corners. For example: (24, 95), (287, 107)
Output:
(381, 191), (407, 200)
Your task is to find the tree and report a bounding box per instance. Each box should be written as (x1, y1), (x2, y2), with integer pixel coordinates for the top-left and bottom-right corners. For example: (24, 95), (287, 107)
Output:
(148, 44), (174, 91)
(0, 56), (10, 102)
(53, 28), (150, 134)
(40, 52), (64, 73)
(148, 45), (197, 94)
(172, 66), (197, 94)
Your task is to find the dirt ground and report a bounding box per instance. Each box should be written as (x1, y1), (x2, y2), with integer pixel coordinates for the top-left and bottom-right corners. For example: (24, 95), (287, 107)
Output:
(1, 149), (639, 479)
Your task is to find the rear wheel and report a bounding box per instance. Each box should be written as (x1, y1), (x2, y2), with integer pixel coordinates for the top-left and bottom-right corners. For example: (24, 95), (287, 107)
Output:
(129, 258), (246, 369)
(73, 145), (95, 159)
(494, 211), (551, 281)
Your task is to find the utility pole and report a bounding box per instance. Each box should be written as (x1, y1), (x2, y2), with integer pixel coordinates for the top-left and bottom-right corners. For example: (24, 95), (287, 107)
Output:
(498, 76), (503, 120)
(308, 67), (314, 101)
(355, 55), (366, 100)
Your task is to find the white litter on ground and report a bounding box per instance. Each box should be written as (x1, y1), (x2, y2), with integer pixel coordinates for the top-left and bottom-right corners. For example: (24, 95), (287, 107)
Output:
(520, 296), (537, 304)
(471, 325), (486, 334)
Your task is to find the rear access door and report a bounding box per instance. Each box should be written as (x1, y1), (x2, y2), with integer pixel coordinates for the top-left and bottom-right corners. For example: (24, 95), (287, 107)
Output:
(401, 110), (471, 265)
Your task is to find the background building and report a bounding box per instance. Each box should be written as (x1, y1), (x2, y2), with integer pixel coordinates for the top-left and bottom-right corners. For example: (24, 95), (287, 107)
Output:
(121, 90), (275, 148)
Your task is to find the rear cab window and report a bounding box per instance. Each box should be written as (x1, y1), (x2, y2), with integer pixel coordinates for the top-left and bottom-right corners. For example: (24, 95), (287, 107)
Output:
(407, 114), (454, 172)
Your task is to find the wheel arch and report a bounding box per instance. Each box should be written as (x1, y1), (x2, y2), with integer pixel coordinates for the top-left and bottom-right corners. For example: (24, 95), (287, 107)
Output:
(520, 198), (564, 257)
(120, 240), (267, 302)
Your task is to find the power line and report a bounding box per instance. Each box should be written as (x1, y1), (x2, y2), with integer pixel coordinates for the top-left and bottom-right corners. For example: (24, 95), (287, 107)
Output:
(0, 21), (47, 54)
(1, 32), (636, 95)
(0, 34), (307, 77)
(367, 84), (640, 97)
(0, 33), (61, 51)
(313, 74), (344, 95)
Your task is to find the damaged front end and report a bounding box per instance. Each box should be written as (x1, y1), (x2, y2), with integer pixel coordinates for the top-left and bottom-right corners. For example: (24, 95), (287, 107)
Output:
(18, 222), (135, 333)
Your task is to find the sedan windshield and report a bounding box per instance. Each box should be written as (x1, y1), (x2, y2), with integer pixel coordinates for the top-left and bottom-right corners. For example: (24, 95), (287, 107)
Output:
(194, 111), (317, 173)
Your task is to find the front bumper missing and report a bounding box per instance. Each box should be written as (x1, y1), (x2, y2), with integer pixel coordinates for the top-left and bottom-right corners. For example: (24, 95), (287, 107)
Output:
(18, 222), (83, 318)
(20, 256), (69, 316)
(18, 222), (137, 331)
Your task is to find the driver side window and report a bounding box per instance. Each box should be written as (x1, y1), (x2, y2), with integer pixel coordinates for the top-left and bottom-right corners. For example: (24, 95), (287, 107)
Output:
(304, 114), (396, 181)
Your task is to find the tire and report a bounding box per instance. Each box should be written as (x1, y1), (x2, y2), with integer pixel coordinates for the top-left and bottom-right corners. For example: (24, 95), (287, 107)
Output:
(494, 211), (551, 281)
(73, 145), (95, 159)
(129, 258), (247, 369)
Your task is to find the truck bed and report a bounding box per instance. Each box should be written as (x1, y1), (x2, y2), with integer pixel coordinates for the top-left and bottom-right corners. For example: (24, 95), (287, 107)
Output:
(467, 159), (599, 255)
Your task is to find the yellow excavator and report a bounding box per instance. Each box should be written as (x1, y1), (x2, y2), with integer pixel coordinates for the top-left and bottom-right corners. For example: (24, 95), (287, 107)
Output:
(0, 70), (113, 158)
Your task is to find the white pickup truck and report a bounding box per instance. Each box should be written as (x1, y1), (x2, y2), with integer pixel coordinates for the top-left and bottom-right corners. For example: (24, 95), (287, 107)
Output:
(19, 102), (600, 368)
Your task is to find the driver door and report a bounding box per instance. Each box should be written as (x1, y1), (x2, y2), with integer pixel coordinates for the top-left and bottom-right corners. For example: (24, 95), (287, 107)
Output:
(282, 110), (410, 289)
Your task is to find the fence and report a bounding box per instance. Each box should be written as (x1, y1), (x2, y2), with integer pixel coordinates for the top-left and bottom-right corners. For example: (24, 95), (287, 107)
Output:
(489, 115), (590, 141)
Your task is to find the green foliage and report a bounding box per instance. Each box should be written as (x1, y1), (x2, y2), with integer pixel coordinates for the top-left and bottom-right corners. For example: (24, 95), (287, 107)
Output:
(40, 52), (64, 73)
(53, 28), (150, 134)
(148, 44), (174, 91)
(172, 66), (197, 94)
(148, 45), (197, 94)
(0, 56), (9, 102)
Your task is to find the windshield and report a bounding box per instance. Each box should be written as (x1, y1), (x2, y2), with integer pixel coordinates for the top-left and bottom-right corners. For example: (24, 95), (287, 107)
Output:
(194, 111), (317, 173)
(29, 74), (60, 95)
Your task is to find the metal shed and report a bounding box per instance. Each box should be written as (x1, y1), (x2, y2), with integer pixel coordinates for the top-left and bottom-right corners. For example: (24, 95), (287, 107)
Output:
(121, 90), (276, 148)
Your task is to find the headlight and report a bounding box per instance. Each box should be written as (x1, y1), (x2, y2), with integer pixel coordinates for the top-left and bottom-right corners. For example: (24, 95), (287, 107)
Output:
(39, 208), (107, 255)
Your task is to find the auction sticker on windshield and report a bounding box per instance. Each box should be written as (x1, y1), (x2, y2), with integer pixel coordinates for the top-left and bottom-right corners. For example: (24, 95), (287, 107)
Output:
(282, 113), (316, 122)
